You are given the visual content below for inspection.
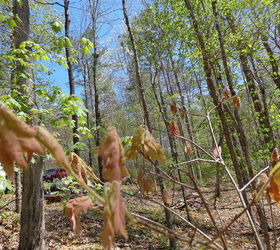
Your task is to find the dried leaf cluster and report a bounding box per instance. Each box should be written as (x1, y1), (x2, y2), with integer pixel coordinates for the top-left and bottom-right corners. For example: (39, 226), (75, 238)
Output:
(100, 181), (128, 249)
(99, 127), (130, 182)
(69, 152), (100, 184)
(126, 125), (166, 163)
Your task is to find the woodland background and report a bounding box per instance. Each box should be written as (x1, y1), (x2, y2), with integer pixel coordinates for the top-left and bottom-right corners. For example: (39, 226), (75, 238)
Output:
(1, 0), (280, 249)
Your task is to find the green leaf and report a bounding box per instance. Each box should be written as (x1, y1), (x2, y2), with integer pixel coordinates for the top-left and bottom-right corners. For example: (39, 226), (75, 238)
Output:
(50, 20), (64, 33)
(65, 37), (72, 47)
(7, 19), (16, 28)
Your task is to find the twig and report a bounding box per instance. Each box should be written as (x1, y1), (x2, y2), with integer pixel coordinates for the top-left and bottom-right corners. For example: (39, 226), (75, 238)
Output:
(133, 193), (223, 249)
(239, 165), (270, 192)
(175, 135), (216, 160)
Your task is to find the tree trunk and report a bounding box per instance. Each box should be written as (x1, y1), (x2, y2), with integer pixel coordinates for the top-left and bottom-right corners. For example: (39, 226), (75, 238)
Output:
(64, 0), (79, 155)
(88, 0), (103, 180)
(261, 34), (280, 90)
(13, 1), (45, 249)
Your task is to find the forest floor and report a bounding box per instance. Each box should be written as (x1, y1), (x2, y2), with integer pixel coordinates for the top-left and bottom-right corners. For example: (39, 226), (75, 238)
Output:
(0, 183), (279, 250)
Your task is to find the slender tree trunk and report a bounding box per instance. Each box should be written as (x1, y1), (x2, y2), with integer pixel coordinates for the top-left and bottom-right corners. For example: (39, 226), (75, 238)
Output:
(88, 0), (103, 180)
(13, 1), (45, 249)
(261, 34), (280, 90)
(82, 61), (93, 166)
(122, 1), (176, 248)
(151, 67), (192, 222)
(64, 0), (79, 155)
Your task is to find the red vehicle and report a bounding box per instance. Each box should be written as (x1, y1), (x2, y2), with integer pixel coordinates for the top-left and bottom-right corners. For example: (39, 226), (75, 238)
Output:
(43, 168), (69, 182)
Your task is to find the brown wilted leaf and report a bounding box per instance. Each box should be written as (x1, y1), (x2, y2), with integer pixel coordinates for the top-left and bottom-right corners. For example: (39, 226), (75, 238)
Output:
(162, 189), (172, 205)
(69, 152), (100, 184)
(271, 148), (280, 164)
(0, 106), (45, 178)
(126, 125), (166, 163)
(168, 120), (180, 137)
(100, 181), (128, 249)
(137, 169), (155, 194)
(35, 126), (68, 166)
(169, 102), (177, 115)
(230, 95), (241, 109)
(65, 196), (95, 235)
(99, 127), (129, 182)
(222, 87), (231, 100)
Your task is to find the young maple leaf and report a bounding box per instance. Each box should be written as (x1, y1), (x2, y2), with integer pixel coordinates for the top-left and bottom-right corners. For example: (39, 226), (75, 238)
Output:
(65, 196), (95, 235)
(168, 120), (180, 137)
(99, 127), (129, 182)
(100, 181), (128, 249)
(0, 106), (44, 178)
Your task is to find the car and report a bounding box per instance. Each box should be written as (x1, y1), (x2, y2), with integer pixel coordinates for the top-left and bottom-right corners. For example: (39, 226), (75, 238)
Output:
(43, 168), (69, 182)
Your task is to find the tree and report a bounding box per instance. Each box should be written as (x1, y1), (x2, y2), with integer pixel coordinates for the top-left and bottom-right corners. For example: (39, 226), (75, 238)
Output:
(12, 0), (45, 249)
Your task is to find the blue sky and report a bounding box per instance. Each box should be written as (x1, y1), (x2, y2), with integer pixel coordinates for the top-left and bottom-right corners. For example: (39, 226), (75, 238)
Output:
(40, 0), (145, 97)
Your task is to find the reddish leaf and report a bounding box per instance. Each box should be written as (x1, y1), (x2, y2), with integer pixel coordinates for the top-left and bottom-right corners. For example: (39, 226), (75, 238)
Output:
(222, 87), (231, 100)
(169, 102), (177, 115)
(168, 120), (180, 137)
(271, 148), (280, 164)
(0, 106), (45, 178)
(230, 95), (241, 109)
(100, 181), (128, 249)
(162, 189), (172, 205)
(65, 196), (94, 235)
(99, 127), (129, 182)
